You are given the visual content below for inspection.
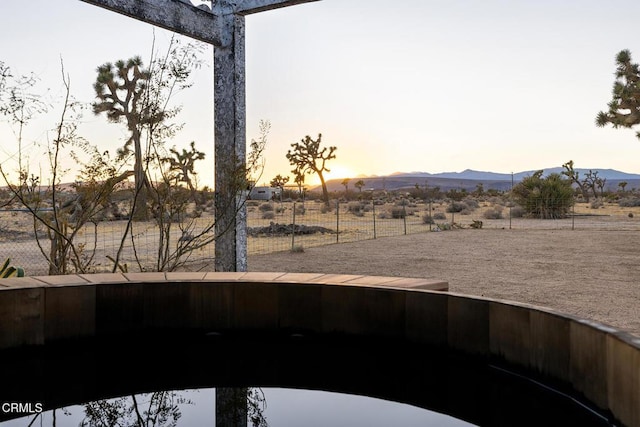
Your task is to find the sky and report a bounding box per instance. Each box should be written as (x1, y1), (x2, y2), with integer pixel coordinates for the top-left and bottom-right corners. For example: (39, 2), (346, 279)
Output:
(2, 0), (640, 187)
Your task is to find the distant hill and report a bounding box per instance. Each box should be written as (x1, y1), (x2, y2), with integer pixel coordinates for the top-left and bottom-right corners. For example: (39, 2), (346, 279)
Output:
(314, 167), (640, 193)
(393, 167), (640, 181)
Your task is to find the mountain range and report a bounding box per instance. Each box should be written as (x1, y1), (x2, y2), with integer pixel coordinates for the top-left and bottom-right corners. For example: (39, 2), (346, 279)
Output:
(318, 167), (640, 193)
(390, 167), (640, 181)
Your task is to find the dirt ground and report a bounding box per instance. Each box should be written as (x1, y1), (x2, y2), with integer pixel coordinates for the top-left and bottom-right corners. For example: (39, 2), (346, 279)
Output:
(248, 228), (640, 338)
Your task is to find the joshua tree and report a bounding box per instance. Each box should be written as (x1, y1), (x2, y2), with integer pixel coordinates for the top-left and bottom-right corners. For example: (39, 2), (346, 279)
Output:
(286, 133), (336, 206)
(294, 171), (306, 200)
(618, 181), (628, 192)
(341, 178), (350, 198)
(93, 56), (156, 219)
(596, 49), (640, 139)
(164, 141), (205, 205)
(92, 38), (202, 220)
(269, 174), (289, 203)
(562, 160), (590, 202)
(583, 170), (604, 200)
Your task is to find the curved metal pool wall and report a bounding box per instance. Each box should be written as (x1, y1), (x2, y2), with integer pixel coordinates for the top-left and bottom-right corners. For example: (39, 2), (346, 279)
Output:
(0, 272), (638, 426)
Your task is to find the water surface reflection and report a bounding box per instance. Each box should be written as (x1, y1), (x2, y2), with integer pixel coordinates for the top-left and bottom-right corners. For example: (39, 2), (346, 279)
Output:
(0, 331), (614, 426)
(1, 388), (474, 427)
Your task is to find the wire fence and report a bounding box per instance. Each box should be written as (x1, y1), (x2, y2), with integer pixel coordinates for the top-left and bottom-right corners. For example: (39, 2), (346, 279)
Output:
(247, 198), (640, 255)
(2, 197), (640, 275)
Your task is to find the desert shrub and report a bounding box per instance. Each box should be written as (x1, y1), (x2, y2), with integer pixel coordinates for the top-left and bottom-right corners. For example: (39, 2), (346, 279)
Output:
(488, 196), (505, 206)
(446, 189), (467, 201)
(629, 212), (634, 218)
(511, 171), (573, 219)
(276, 206), (286, 214)
(294, 204), (306, 215)
(320, 204), (332, 214)
(422, 214), (435, 224)
(590, 199), (604, 209)
(259, 203), (274, 212)
(619, 197), (640, 207)
(291, 244), (305, 253)
(483, 206), (504, 219)
(433, 212), (447, 220)
(463, 198), (479, 209)
(510, 206), (525, 218)
(247, 200), (261, 207)
(606, 193), (620, 202)
(390, 206), (406, 219)
(376, 211), (390, 219)
(395, 199), (409, 206)
(460, 208), (472, 215)
(348, 201), (365, 215)
(446, 201), (467, 213)
(262, 211), (275, 220)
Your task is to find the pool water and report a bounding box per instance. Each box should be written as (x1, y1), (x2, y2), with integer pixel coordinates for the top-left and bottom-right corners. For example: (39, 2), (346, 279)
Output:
(0, 330), (615, 426)
(1, 387), (475, 426)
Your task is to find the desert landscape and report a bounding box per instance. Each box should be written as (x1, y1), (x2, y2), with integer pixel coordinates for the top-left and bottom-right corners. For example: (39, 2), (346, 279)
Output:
(248, 205), (640, 338)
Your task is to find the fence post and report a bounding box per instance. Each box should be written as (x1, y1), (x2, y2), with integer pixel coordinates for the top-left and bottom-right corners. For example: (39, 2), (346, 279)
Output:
(403, 203), (407, 235)
(291, 201), (296, 250)
(572, 201), (575, 231)
(509, 172), (513, 230)
(429, 200), (432, 231)
(509, 205), (512, 229)
(336, 200), (340, 243)
(372, 200), (377, 239)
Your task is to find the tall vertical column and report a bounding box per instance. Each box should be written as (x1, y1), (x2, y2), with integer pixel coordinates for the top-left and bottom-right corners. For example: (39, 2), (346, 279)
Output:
(216, 387), (248, 427)
(214, 13), (248, 272)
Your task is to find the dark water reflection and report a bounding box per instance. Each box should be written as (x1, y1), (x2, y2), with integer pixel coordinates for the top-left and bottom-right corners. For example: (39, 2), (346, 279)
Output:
(1, 388), (475, 426)
(0, 330), (615, 427)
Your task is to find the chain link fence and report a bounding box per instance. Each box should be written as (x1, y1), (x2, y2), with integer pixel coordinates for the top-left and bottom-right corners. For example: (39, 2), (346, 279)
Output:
(2, 196), (640, 275)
